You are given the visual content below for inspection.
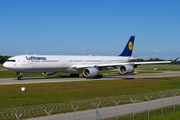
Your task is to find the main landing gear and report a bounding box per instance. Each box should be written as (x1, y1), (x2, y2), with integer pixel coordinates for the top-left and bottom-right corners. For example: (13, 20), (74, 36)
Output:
(16, 72), (23, 80)
(82, 74), (103, 78)
(96, 74), (103, 78)
(70, 73), (79, 77)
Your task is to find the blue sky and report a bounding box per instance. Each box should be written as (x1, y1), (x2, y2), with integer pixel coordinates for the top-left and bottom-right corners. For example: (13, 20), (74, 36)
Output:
(0, 0), (180, 60)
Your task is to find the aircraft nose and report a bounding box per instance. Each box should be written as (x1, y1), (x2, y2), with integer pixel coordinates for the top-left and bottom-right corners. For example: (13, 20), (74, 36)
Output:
(3, 62), (8, 69)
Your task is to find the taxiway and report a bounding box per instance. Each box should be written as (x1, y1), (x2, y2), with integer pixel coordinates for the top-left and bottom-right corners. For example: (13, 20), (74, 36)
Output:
(0, 71), (180, 85)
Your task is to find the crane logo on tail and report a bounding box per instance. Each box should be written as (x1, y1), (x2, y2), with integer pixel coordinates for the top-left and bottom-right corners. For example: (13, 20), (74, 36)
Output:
(128, 41), (133, 51)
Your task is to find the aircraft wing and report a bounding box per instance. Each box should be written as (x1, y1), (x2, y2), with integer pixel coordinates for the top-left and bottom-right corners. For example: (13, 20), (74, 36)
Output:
(71, 61), (171, 69)
(70, 63), (127, 69)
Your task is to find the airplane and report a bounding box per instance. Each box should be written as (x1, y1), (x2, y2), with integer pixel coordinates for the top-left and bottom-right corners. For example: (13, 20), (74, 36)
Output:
(3, 36), (171, 80)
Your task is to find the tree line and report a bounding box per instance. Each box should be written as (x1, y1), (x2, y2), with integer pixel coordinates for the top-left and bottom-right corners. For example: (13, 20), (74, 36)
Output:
(0, 56), (11, 64)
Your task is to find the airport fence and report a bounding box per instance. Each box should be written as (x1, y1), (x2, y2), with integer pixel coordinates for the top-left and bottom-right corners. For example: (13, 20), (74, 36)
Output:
(1, 89), (180, 120)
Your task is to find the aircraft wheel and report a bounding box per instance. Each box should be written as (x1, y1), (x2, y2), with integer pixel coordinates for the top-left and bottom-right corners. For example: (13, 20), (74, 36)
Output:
(96, 74), (103, 78)
(96, 74), (100, 78)
(70, 73), (80, 77)
(73, 73), (77, 77)
(17, 76), (23, 80)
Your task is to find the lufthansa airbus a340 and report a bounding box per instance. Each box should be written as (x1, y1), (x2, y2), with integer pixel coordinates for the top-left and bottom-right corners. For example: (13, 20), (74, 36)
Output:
(3, 36), (171, 80)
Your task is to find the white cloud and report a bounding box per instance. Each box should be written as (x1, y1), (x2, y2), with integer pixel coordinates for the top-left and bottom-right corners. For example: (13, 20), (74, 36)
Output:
(155, 50), (161, 53)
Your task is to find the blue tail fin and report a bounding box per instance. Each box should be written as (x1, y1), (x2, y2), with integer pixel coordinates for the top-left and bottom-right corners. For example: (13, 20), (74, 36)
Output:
(119, 36), (135, 56)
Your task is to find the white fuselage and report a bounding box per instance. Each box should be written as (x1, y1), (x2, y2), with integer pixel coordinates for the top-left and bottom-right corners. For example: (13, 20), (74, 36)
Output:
(3, 55), (130, 73)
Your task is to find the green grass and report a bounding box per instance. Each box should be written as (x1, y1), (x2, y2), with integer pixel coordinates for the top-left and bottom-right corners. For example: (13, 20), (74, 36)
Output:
(149, 110), (180, 120)
(1, 76), (180, 109)
(0, 64), (4, 69)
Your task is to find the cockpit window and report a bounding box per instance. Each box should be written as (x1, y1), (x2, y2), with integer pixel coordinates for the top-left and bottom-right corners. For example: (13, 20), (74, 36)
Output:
(6, 60), (16, 62)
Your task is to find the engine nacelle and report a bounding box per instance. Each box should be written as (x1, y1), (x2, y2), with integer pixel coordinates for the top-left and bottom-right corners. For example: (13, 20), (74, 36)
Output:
(42, 72), (57, 76)
(119, 64), (134, 74)
(83, 67), (99, 78)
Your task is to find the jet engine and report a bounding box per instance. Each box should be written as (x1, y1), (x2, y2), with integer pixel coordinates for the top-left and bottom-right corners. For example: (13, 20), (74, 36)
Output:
(42, 72), (57, 76)
(119, 64), (134, 74)
(83, 67), (99, 78)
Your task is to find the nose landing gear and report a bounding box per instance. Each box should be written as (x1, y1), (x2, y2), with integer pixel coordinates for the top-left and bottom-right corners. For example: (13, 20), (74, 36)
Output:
(16, 72), (23, 80)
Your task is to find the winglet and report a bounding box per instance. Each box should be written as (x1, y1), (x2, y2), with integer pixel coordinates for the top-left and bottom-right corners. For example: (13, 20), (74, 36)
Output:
(119, 36), (135, 56)
(173, 57), (179, 62)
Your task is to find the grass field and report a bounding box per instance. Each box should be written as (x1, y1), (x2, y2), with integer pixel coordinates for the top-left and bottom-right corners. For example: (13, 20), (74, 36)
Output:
(0, 64), (4, 69)
(1, 76), (180, 109)
(149, 111), (180, 120)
